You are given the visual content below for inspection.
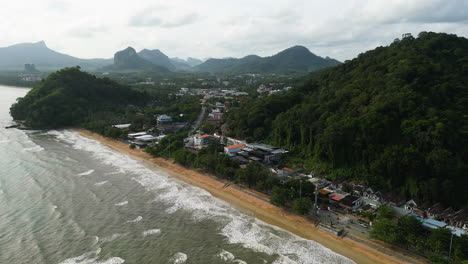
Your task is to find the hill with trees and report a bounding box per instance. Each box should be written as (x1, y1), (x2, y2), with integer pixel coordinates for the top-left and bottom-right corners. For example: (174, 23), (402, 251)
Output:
(10, 67), (148, 127)
(224, 32), (468, 208)
(194, 46), (340, 74)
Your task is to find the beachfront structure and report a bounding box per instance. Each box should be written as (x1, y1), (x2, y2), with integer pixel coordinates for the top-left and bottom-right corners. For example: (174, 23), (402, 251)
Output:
(112, 123), (131, 129)
(130, 135), (157, 147)
(157, 114), (172, 125)
(194, 134), (213, 147)
(128, 132), (147, 139)
(224, 143), (246, 156)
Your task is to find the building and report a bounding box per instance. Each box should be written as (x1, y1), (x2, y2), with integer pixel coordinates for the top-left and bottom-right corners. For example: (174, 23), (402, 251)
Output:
(194, 134), (213, 147)
(339, 195), (363, 211)
(224, 143), (246, 156)
(157, 115), (172, 125)
(112, 124), (132, 129)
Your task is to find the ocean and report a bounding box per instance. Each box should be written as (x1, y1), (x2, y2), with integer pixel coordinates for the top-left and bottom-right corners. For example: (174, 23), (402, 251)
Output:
(0, 85), (353, 264)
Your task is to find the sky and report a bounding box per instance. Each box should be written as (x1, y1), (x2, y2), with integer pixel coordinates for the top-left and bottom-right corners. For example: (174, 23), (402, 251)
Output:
(0, 0), (467, 61)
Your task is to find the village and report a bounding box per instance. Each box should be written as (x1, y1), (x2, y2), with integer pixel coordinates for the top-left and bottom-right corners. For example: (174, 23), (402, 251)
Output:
(111, 85), (467, 241)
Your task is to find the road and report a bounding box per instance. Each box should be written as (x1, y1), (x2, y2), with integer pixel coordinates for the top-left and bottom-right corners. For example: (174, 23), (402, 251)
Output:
(189, 105), (206, 135)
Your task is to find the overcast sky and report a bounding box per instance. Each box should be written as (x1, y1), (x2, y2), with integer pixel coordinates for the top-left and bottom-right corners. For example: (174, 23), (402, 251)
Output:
(0, 0), (467, 61)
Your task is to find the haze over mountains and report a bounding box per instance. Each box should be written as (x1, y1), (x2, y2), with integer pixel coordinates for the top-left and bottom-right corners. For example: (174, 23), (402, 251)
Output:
(0, 41), (340, 74)
(0, 41), (111, 71)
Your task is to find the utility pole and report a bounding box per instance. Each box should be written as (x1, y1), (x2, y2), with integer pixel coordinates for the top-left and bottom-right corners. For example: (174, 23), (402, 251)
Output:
(299, 179), (302, 198)
(448, 231), (454, 263)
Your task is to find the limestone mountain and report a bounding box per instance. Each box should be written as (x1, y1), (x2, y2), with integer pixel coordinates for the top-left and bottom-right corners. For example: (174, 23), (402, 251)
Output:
(105, 47), (169, 72)
(138, 49), (176, 70)
(0, 41), (111, 70)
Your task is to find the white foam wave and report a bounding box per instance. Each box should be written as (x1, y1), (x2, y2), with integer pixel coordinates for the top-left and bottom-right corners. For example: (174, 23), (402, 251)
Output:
(94, 181), (108, 186)
(22, 145), (44, 152)
(51, 130), (354, 264)
(217, 250), (235, 261)
(0, 139), (10, 144)
(58, 248), (125, 264)
(232, 260), (247, 264)
(101, 233), (125, 243)
(170, 252), (187, 264)
(142, 229), (161, 236)
(114, 201), (128, 206)
(126, 216), (142, 223)
(78, 169), (95, 176)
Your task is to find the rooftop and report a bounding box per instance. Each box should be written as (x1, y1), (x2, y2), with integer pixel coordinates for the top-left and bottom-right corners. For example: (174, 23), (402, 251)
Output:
(225, 143), (246, 149)
(197, 134), (212, 139)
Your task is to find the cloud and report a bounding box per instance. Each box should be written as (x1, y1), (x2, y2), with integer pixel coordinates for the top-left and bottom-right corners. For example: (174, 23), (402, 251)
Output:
(0, 0), (467, 61)
(67, 25), (109, 38)
(129, 7), (200, 28)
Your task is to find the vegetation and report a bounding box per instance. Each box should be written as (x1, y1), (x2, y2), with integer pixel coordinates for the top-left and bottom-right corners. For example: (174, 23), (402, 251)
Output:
(371, 206), (468, 262)
(194, 46), (340, 74)
(10, 67), (148, 128)
(225, 32), (468, 208)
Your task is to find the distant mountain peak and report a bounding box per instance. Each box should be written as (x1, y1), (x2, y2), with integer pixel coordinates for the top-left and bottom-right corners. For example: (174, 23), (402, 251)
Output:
(35, 40), (47, 47)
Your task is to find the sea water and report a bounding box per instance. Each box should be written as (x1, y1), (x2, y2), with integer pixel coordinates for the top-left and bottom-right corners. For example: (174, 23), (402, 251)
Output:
(0, 85), (354, 264)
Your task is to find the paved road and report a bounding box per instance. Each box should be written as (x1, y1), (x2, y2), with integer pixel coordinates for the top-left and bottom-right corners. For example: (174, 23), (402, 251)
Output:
(189, 105), (206, 135)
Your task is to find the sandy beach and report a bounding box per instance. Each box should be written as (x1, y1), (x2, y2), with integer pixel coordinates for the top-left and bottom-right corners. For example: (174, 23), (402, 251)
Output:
(75, 129), (427, 264)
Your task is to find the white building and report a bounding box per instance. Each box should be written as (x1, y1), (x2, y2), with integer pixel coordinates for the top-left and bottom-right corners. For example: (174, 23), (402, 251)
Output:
(157, 115), (172, 125)
(224, 143), (246, 156)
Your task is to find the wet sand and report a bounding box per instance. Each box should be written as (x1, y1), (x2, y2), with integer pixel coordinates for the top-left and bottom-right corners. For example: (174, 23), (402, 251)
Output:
(75, 129), (426, 264)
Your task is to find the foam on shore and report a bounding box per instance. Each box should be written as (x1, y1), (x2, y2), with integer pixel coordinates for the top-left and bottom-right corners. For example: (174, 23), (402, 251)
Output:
(50, 130), (354, 264)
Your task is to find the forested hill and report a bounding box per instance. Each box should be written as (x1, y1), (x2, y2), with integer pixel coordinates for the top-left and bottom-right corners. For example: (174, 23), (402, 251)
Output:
(225, 32), (468, 208)
(10, 67), (147, 128)
(194, 46), (340, 74)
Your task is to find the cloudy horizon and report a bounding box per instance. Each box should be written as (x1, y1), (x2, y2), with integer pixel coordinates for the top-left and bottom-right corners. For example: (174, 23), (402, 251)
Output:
(1, 0), (467, 61)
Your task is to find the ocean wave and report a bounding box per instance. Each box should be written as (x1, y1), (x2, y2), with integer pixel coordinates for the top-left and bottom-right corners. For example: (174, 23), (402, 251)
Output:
(0, 139), (10, 144)
(217, 249), (235, 261)
(94, 181), (108, 186)
(58, 248), (125, 264)
(53, 130), (354, 264)
(126, 216), (142, 223)
(78, 169), (95, 176)
(114, 201), (128, 206)
(142, 229), (161, 236)
(22, 145), (44, 152)
(101, 233), (126, 243)
(169, 252), (187, 264)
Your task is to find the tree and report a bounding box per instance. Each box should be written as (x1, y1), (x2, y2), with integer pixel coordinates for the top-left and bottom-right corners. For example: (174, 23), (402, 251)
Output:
(292, 197), (312, 215)
(270, 186), (291, 207)
(428, 227), (451, 253)
(370, 218), (400, 243)
(397, 215), (424, 247)
(376, 206), (394, 220)
(129, 143), (136, 149)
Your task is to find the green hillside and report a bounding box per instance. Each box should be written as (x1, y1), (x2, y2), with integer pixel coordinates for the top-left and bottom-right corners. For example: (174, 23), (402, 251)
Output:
(10, 67), (147, 127)
(225, 32), (468, 208)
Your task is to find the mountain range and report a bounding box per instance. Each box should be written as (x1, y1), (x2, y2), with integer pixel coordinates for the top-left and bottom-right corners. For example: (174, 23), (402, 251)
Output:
(0, 41), (340, 74)
(193, 46), (341, 74)
(0, 41), (111, 70)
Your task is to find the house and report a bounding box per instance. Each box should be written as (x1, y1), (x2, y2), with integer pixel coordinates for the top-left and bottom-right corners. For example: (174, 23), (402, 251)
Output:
(194, 134), (213, 147)
(157, 115), (172, 125)
(339, 195), (363, 211)
(224, 143), (246, 156)
(404, 199), (418, 212)
(427, 203), (446, 219)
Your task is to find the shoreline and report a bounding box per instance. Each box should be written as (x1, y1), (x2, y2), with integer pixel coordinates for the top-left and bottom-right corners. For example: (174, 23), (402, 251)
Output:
(75, 128), (426, 264)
